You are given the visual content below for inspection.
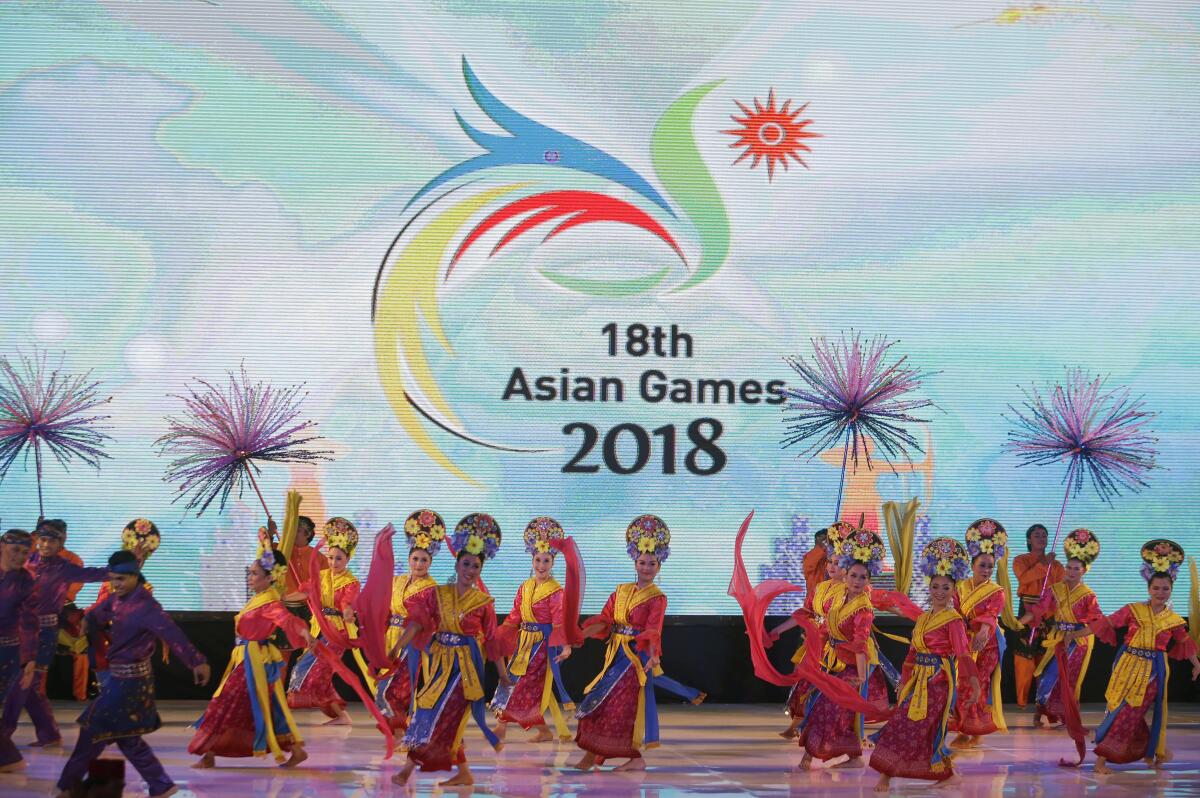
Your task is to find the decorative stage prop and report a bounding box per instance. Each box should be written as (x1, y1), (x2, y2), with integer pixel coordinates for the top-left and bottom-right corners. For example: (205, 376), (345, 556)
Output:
(0, 349), (112, 518)
(780, 331), (935, 523)
(155, 366), (332, 521)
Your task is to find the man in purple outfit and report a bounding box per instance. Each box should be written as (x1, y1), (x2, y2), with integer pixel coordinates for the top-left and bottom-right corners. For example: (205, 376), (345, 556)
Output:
(55, 549), (210, 798)
(1, 519), (108, 748)
(0, 529), (52, 772)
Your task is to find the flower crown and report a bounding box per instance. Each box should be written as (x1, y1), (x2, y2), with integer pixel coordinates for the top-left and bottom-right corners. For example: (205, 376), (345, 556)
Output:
(120, 517), (161, 558)
(824, 520), (856, 555)
(257, 549), (288, 588)
(965, 518), (1007, 560)
(1063, 528), (1101, 568)
(626, 515), (671, 561)
(919, 536), (971, 582)
(323, 517), (359, 558)
(1140, 538), (1184, 582)
(404, 509), (447, 556)
(452, 513), (502, 560)
(524, 516), (564, 556)
(837, 527), (886, 576)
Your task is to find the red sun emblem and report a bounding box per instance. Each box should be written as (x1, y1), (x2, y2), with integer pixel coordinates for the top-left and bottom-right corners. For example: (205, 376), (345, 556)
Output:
(722, 89), (820, 180)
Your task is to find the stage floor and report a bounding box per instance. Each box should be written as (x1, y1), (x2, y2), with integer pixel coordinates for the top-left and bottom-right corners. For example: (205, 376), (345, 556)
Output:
(3, 702), (1199, 796)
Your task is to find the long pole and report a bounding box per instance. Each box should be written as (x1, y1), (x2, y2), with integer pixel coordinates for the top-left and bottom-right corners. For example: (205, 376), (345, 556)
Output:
(33, 439), (44, 519)
(243, 463), (274, 531)
(832, 428), (852, 521)
(1028, 459), (1077, 644)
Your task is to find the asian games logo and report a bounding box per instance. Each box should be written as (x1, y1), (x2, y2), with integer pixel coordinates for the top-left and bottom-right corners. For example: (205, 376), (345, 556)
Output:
(372, 58), (818, 483)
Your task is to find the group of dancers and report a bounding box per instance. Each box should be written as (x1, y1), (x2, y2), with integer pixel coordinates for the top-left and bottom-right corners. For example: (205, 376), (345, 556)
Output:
(0, 509), (1197, 796)
(756, 519), (1199, 789)
(0, 509), (683, 794)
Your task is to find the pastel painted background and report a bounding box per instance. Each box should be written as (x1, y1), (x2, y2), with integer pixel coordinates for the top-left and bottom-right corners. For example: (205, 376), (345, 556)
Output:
(1, 1), (1196, 613)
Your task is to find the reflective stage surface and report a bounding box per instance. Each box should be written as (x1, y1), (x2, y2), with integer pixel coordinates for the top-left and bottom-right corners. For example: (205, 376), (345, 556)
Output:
(2, 703), (1198, 797)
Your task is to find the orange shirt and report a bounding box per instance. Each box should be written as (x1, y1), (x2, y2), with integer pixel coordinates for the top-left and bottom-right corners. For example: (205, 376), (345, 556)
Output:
(1013, 552), (1064, 599)
(61, 547), (84, 602)
(286, 542), (328, 594)
(802, 545), (828, 597)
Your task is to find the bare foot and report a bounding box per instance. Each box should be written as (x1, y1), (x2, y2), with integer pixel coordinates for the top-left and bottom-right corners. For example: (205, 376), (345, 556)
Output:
(572, 752), (597, 771)
(691, 692), (708, 706)
(1094, 757), (1113, 775)
(614, 757), (646, 772)
(798, 754), (813, 771)
(935, 772), (963, 789)
(440, 769), (474, 786)
(1157, 748), (1174, 764)
(832, 756), (864, 769)
(874, 774), (891, 793)
(392, 759), (416, 785)
(949, 733), (971, 749)
(191, 753), (215, 769)
(322, 711), (352, 726)
(0, 760), (26, 773)
(282, 746), (308, 769)
(779, 728), (798, 740)
(495, 722), (508, 742)
(530, 726), (553, 743)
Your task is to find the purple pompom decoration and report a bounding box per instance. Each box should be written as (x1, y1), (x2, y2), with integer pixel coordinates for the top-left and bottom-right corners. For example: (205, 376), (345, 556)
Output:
(155, 366), (331, 518)
(0, 349), (113, 517)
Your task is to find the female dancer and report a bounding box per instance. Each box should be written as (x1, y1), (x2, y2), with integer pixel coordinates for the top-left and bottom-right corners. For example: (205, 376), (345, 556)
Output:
(951, 518), (1009, 748)
(768, 522), (850, 738)
(1079, 539), (1199, 773)
(795, 527), (888, 770)
(492, 516), (579, 742)
(870, 537), (979, 791)
(572, 515), (671, 772)
(55, 550), (210, 798)
(287, 517), (360, 725)
(1012, 523), (1064, 708)
(374, 509), (444, 734)
(189, 548), (313, 768)
(391, 514), (508, 787)
(1017, 528), (1102, 729)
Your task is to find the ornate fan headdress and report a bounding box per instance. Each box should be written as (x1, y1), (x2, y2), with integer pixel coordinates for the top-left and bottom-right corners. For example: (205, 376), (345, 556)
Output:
(625, 515), (671, 561)
(451, 513), (502, 560)
(524, 516), (564, 556)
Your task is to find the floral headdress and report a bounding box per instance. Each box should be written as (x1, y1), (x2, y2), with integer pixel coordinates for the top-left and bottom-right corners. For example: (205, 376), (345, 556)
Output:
(404, 508), (447, 556)
(1063, 528), (1101, 569)
(1140, 538), (1184, 582)
(452, 513), (502, 560)
(965, 518), (1007, 560)
(257, 548), (288, 589)
(824, 520), (855, 555)
(120, 517), (161, 558)
(626, 515), (671, 561)
(837, 526), (886, 576)
(524, 516), (564, 556)
(323, 517), (359, 558)
(919, 537), (971, 582)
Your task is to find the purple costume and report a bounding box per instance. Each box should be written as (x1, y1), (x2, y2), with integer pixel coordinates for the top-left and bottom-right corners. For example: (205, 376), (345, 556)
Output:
(1, 555), (108, 746)
(56, 585), (205, 796)
(0, 565), (48, 769)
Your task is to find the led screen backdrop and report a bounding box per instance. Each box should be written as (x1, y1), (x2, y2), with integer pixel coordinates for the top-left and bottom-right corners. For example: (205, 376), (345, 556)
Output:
(1, 1), (1197, 613)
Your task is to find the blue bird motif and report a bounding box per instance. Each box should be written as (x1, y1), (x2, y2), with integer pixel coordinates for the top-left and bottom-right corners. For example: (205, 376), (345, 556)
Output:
(404, 58), (675, 217)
